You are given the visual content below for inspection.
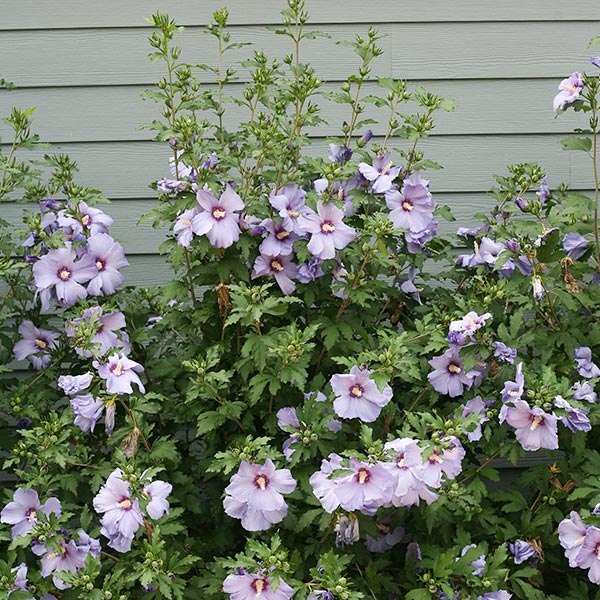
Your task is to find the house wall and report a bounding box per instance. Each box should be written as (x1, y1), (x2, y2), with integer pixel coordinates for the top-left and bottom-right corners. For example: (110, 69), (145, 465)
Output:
(1, 0), (599, 286)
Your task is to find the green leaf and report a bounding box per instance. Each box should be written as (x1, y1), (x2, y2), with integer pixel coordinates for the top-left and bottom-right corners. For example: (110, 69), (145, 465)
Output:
(405, 589), (434, 600)
(560, 136), (592, 153)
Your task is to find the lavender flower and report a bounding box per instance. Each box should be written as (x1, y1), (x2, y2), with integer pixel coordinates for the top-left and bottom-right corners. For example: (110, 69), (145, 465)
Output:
(298, 201), (356, 259)
(58, 373), (92, 395)
(223, 459), (296, 531)
(553, 395), (591, 432)
(477, 593), (512, 600)
(492, 341), (517, 364)
(460, 544), (486, 577)
(93, 468), (145, 552)
(57, 201), (113, 237)
(574, 346), (600, 379)
(144, 479), (173, 520)
(66, 307), (129, 358)
(574, 526), (600, 583)
(385, 172), (435, 233)
(251, 253), (297, 296)
(330, 366), (392, 422)
(296, 256), (324, 283)
(460, 396), (489, 441)
(0, 488), (62, 539)
(269, 184), (312, 235)
(365, 525), (406, 553)
(32, 247), (97, 309)
(40, 538), (86, 585)
(405, 219), (437, 254)
(84, 233), (128, 295)
(500, 362), (525, 405)
(427, 348), (474, 397)
(223, 572), (294, 600)
(309, 453), (344, 513)
(9, 562), (28, 595)
(414, 438), (465, 488)
(558, 511), (588, 567)
(572, 381), (597, 403)
(358, 155), (402, 193)
(174, 207), (200, 247)
(70, 394), (105, 432)
(333, 459), (392, 513)
(508, 540), (537, 564)
(13, 320), (59, 370)
(259, 219), (299, 256)
(448, 311), (492, 340)
(505, 401), (559, 451)
(94, 352), (145, 395)
(563, 233), (589, 260)
(192, 185), (244, 248)
(553, 72), (584, 112)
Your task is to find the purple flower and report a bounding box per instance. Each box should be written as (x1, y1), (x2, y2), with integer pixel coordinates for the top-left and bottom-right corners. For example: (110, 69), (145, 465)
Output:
(478, 593), (512, 600)
(399, 265), (422, 304)
(269, 184), (312, 235)
(296, 256), (324, 283)
(563, 233), (589, 260)
(330, 366), (393, 422)
(258, 219), (299, 256)
(358, 155), (402, 193)
(385, 172), (435, 233)
(33, 248), (98, 310)
(592, 57), (600, 69)
(505, 401), (559, 451)
(405, 219), (438, 254)
(553, 395), (591, 432)
(298, 201), (356, 259)
(333, 459), (392, 513)
(58, 373), (92, 395)
(328, 143), (352, 164)
(461, 396), (489, 442)
(553, 72), (584, 112)
(574, 346), (600, 378)
(574, 526), (600, 583)
(66, 307), (129, 358)
(40, 538), (85, 584)
(192, 185), (244, 248)
(0, 488), (62, 539)
(251, 253), (297, 296)
(460, 544), (486, 577)
(448, 311), (492, 340)
(57, 201), (113, 237)
(415, 437), (465, 488)
(13, 320), (59, 370)
(427, 348), (474, 397)
(500, 362), (525, 405)
(84, 233), (128, 295)
(383, 438), (439, 506)
(223, 460), (296, 531)
(174, 207), (200, 247)
(572, 381), (597, 403)
(365, 525), (406, 553)
(70, 394), (105, 432)
(309, 453), (344, 513)
(558, 511), (588, 567)
(93, 468), (145, 553)
(223, 572), (294, 600)
(157, 178), (189, 194)
(492, 341), (516, 364)
(94, 352), (145, 395)
(508, 540), (537, 564)
(144, 479), (172, 520)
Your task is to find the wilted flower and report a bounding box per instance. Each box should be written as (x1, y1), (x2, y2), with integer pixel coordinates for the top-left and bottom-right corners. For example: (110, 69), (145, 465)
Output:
(334, 514), (360, 547)
(296, 256), (324, 283)
(58, 373), (93, 395)
(574, 346), (600, 379)
(572, 381), (597, 403)
(563, 233), (589, 260)
(553, 396), (591, 432)
(70, 394), (105, 432)
(492, 341), (517, 364)
(508, 540), (537, 564)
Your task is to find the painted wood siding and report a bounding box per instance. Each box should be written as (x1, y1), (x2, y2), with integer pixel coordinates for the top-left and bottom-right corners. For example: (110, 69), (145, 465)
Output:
(1, 1), (599, 286)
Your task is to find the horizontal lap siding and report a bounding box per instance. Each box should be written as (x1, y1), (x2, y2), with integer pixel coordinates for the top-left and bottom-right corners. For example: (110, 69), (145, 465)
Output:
(2, 3), (599, 285)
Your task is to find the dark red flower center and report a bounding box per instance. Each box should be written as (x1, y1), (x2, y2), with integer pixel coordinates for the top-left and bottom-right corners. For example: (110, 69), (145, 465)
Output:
(428, 451), (443, 464)
(529, 415), (544, 431)
(117, 497), (133, 510)
(212, 206), (226, 220)
(321, 220), (336, 234)
(95, 258), (106, 271)
(254, 474), (269, 490)
(356, 468), (370, 485)
(349, 384), (363, 398)
(110, 361), (124, 377)
(402, 200), (414, 212)
(251, 578), (269, 594)
(58, 267), (72, 281)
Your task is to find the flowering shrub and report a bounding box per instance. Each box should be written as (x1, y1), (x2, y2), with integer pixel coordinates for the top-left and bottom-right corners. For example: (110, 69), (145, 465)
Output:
(2, 4), (600, 599)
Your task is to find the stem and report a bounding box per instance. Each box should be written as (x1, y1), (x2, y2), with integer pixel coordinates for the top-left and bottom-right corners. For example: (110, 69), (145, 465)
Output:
(116, 396), (152, 453)
(381, 96), (402, 152)
(183, 247), (197, 303)
(592, 108), (600, 271)
(406, 387), (429, 412)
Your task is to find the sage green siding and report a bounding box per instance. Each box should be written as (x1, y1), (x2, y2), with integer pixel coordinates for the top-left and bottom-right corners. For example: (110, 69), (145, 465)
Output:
(1, 1), (599, 286)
